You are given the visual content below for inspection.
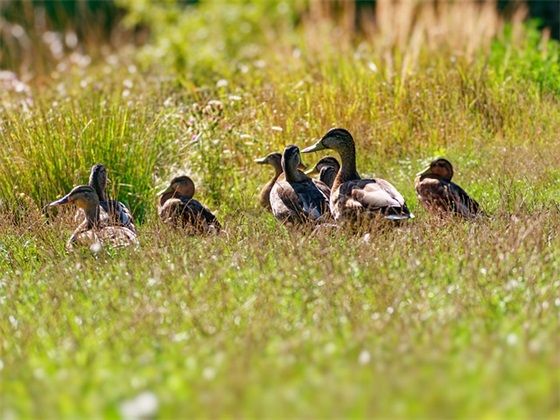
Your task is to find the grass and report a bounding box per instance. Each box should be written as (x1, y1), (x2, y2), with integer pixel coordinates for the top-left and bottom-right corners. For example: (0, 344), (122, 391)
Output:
(1, 1), (560, 418)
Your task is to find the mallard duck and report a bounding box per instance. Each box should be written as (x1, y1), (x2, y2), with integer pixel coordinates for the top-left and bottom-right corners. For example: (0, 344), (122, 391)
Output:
(305, 156), (340, 189)
(49, 185), (138, 250)
(158, 175), (222, 234)
(269, 145), (330, 224)
(88, 163), (136, 232)
(415, 158), (481, 218)
(302, 128), (413, 223)
(254, 152), (307, 211)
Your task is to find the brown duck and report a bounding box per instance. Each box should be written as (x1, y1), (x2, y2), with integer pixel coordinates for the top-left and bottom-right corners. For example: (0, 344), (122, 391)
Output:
(158, 175), (222, 234)
(305, 156), (340, 189)
(302, 128), (413, 223)
(415, 158), (481, 218)
(254, 152), (307, 211)
(49, 185), (138, 250)
(269, 145), (330, 224)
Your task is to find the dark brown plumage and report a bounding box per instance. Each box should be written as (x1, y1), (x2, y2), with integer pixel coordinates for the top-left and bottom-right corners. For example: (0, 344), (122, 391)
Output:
(255, 152), (309, 211)
(415, 158), (481, 218)
(269, 145), (330, 224)
(302, 128), (413, 223)
(75, 164), (136, 232)
(158, 176), (222, 234)
(305, 156), (340, 189)
(49, 185), (138, 250)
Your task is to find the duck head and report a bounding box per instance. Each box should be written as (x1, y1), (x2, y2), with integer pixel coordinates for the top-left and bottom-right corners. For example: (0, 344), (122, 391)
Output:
(302, 128), (355, 154)
(254, 152), (283, 176)
(159, 176), (196, 200)
(254, 152), (282, 167)
(49, 185), (100, 209)
(255, 152), (307, 172)
(281, 145), (304, 178)
(305, 156), (340, 175)
(48, 185), (101, 227)
(417, 158), (454, 181)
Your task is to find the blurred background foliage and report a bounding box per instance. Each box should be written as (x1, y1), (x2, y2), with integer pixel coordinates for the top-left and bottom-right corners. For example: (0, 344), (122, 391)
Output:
(1, 0), (558, 80)
(119, 0), (305, 80)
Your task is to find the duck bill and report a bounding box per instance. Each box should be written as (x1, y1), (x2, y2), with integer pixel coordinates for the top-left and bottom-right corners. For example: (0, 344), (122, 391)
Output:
(254, 157), (268, 164)
(48, 194), (70, 207)
(304, 167), (319, 175)
(158, 186), (175, 197)
(302, 140), (326, 153)
(416, 166), (433, 177)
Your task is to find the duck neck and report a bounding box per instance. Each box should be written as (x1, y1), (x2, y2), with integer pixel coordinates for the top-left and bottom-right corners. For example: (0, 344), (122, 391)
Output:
(90, 177), (107, 201)
(260, 172), (281, 209)
(267, 169), (282, 188)
(333, 144), (360, 190)
(320, 167), (337, 189)
(272, 163), (283, 178)
(84, 203), (101, 229)
(283, 160), (306, 183)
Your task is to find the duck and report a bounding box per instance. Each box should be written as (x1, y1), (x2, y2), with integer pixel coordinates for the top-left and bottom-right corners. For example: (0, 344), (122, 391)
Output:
(305, 156), (340, 189)
(88, 163), (136, 232)
(48, 185), (138, 250)
(302, 128), (413, 223)
(269, 145), (330, 224)
(254, 152), (307, 211)
(158, 175), (222, 234)
(415, 158), (481, 218)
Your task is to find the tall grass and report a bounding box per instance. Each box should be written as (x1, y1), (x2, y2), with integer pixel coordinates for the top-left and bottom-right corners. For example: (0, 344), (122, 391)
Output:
(0, 66), (182, 222)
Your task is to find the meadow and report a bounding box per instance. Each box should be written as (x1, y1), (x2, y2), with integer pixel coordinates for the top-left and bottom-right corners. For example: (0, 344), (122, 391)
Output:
(1, 1), (559, 417)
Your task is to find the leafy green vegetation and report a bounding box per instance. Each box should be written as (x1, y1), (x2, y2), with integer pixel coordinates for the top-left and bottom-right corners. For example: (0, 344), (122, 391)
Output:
(1, 0), (559, 418)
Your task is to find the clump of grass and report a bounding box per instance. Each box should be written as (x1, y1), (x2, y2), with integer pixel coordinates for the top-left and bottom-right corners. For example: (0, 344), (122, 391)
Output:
(0, 65), (185, 222)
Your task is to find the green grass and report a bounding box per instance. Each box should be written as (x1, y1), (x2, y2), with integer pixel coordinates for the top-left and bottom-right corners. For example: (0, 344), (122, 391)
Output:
(1, 1), (560, 418)
(2, 213), (559, 417)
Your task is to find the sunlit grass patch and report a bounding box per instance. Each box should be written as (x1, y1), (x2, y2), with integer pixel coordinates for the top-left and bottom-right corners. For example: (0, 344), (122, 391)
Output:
(2, 208), (559, 417)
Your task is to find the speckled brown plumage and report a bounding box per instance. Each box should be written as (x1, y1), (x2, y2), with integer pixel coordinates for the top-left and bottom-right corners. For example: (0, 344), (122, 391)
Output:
(415, 158), (481, 218)
(158, 176), (222, 234)
(269, 145), (330, 224)
(302, 128), (413, 222)
(49, 185), (138, 250)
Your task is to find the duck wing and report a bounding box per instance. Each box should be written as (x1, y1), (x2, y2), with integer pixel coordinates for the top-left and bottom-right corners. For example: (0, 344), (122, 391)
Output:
(290, 179), (330, 221)
(415, 177), (480, 217)
(103, 200), (136, 232)
(269, 181), (305, 223)
(312, 178), (331, 199)
(182, 199), (222, 231)
(159, 198), (221, 233)
(333, 178), (412, 220)
(448, 181), (480, 217)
